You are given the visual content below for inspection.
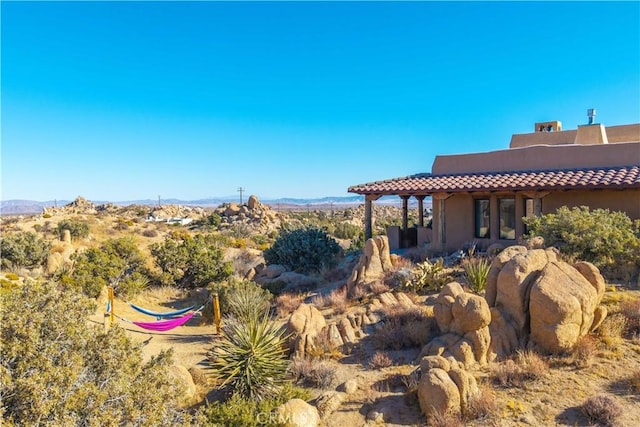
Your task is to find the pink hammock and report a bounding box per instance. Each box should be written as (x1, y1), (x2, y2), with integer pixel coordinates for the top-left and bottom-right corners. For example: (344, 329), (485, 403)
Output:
(133, 312), (195, 332)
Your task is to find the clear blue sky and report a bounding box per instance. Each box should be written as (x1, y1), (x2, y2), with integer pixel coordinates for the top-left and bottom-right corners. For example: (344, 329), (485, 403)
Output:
(2, 1), (639, 202)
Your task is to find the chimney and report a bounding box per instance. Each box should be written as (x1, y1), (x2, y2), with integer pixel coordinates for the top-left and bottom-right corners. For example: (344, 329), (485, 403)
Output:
(587, 108), (596, 125)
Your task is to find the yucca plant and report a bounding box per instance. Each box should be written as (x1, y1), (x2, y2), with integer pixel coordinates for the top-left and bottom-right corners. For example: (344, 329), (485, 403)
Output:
(463, 256), (491, 294)
(208, 314), (289, 400)
(223, 280), (272, 322)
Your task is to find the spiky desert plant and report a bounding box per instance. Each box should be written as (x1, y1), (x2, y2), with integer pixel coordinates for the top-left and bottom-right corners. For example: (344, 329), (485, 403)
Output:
(463, 256), (491, 293)
(209, 315), (289, 400)
(223, 280), (272, 322)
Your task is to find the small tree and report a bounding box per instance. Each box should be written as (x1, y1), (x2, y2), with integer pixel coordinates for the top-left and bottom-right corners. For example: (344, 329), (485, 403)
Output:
(524, 206), (640, 280)
(263, 226), (341, 274)
(69, 236), (149, 298)
(0, 231), (51, 270)
(151, 232), (232, 288)
(56, 219), (90, 241)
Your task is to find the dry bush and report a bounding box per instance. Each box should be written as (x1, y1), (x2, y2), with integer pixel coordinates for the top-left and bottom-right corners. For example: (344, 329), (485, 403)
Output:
(491, 350), (548, 387)
(310, 292), (328, 308)
(367, 281), (391, 295)
(304, 331), (343, 361)
(428, 410), (464, 427)
(598, 313), (627, 349)
(311, 287), (348, 314)
(580, 395), (623, 427)
(369, 351), (393, 369)
(371, 305), (436, 350)
(571, 334), (599, 368)
(619, 298), (640, 334)
(142, 228), (159, 238)
(288, 357), (337, 389)
(463, 383), (498, 422)
(403, 246), (430, 263)
(275, 292), (304, 318)
(391, 255), (413, 270)
(321, 265), (349, 282)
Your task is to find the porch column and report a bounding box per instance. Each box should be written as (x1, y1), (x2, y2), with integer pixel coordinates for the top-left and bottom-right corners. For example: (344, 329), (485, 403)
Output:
(401, 196), (410, 231)
(364, 194), (381, 240)
(416, 195), (426, 227)
(432, 193), (452, 253)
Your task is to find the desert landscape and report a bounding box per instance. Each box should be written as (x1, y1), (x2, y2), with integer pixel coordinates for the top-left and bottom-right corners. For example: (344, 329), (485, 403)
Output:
(2, 196), (639, 427)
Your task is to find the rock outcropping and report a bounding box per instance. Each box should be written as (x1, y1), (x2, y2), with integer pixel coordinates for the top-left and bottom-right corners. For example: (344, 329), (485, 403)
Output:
(420, 282), (491, 368)
(346, 236), (393, 297)
(486, 246), (607, 357)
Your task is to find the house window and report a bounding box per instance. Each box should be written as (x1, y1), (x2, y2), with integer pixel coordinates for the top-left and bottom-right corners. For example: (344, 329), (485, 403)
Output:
(474, 199), (490, 238)
(499, 198), (516, 240)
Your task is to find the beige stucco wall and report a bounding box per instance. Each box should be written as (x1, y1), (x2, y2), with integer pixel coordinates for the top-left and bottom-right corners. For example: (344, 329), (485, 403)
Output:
(542, 189), (640, 219)
(509, 123), (640, 148)
(440, 189), (640, 253)
(432, 141), (640, 175)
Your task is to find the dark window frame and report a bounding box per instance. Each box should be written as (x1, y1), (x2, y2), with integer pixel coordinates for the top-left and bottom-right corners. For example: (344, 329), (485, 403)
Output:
(499, 197), (516, 240)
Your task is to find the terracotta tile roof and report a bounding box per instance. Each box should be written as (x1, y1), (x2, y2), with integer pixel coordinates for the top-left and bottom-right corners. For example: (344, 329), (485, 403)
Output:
(348, 165), (640, 195)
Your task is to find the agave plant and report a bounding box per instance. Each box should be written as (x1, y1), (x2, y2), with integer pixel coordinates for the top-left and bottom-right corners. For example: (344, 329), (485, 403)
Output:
(208, 314), (289, 400)
(463, 256), (491, 294)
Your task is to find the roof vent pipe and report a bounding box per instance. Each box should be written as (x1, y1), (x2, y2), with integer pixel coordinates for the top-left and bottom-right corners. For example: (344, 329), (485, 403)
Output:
(587, 108), (596, 125)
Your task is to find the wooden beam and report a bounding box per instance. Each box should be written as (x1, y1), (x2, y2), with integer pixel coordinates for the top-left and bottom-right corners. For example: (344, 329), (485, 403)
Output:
(415, 195), (426, 227)
(401, 196), (410, 231)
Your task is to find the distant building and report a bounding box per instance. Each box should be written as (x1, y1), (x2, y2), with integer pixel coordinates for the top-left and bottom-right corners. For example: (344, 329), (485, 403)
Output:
(348, 112), (640, 252)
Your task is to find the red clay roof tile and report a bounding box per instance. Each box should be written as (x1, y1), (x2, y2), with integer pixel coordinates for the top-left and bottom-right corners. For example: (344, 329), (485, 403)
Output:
(348, 165), (640, 195)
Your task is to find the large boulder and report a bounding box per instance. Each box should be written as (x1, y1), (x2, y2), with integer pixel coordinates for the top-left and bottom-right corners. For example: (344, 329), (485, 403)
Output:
(346, 236), (393, 297)
(421, 284), (491, 368)
(274, 399), (320, 427)
(529, 261), (599, 353)
(417, 368), (461, 419)
(485, 247), (607, 356)
(285, 304), (327, 358)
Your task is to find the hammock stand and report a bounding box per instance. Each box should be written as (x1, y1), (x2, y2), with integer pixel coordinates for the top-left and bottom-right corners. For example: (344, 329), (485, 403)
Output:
(104, 286), (209, 333)
(112, 305), (205, 332)
(129, 303), (196, 320)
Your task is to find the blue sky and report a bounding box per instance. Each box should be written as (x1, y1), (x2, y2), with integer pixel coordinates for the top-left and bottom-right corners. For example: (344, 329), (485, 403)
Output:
(2, 1), (639, 202)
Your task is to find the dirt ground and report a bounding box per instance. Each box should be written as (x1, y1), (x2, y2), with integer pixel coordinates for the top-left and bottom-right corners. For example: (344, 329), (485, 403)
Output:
(94, 287), (640, 427)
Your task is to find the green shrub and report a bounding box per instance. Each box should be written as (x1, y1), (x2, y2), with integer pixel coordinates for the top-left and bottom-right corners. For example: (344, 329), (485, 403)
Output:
(405, 258), (451, 293)
(208, 314), (289, 401)
(68, 236), (149, 298)
(524, 206), (640, 280)
(332, 222), (362, 240)
(151, 232), (232, 288)
(264, 226), (341, 274)
(0, 231), (51, 270)
(1, 280), (187, 425)
(56, 219), (90, 240)
(463, 257), (491, 294)
(194, 383), (310, 427)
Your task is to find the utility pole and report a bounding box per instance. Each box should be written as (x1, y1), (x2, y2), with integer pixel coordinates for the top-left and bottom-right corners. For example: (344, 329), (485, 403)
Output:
(158, 195), (161, 207)
(237, 187), (245, 205)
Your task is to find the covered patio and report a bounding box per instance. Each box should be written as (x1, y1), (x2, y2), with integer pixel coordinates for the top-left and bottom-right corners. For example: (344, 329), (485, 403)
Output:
(348, 165), (640, 253)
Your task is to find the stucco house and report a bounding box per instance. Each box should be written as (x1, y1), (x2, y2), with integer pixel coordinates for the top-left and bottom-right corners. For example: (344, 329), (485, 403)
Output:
(348, 113), (640, 253)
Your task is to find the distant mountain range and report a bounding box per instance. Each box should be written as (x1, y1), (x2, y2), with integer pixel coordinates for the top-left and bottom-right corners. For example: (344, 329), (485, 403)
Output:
(1, 195), (428, 215)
